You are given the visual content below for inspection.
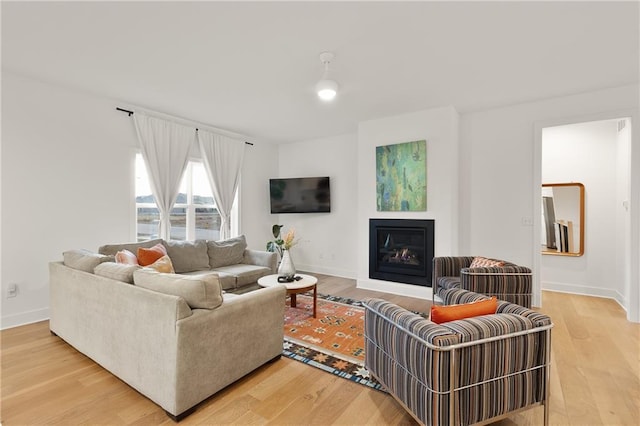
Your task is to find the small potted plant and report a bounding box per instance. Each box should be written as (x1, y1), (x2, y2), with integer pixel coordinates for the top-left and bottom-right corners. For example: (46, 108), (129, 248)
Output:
(266, 224), (285, 258)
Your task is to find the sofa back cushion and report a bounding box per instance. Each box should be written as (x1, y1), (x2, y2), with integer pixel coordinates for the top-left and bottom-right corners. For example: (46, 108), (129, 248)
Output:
(207, 235), (247, 269)
(63, 249), (114, 273)
(163, 239), (210, 273)
(133, 268), (223, 310)
(98, 239), (164, 256)
(94, 262), (141, 284)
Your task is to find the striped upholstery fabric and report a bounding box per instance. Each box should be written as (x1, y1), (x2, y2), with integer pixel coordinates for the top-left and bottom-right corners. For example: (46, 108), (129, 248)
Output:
(363, 292), (552, 426)
(433, 256), (532, 308)
(437, 276), (461, 291)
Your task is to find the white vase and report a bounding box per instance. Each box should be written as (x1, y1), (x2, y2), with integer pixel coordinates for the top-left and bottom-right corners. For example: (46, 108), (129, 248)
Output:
(278, 250), (296, 279)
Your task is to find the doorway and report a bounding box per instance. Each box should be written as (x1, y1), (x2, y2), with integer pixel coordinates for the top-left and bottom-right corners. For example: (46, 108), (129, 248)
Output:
(534, 112), (638, 322)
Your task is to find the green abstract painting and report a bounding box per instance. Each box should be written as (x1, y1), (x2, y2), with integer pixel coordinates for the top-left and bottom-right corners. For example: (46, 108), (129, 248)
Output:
(376, 140), (426, 211)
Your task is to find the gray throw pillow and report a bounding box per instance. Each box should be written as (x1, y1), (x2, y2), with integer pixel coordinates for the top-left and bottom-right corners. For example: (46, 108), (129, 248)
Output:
(133, 268), (223, 310)
(94, 262), (140, 284)
(63, 249), (114, 273)
(162, 239), (210, 273)
(207, 235), (247, 269)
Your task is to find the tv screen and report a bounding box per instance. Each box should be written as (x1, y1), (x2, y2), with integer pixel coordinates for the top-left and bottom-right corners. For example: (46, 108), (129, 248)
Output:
(269, 177), (331, 214)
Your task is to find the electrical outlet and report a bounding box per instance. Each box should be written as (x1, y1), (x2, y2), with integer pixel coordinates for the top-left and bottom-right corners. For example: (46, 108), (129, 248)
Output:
(7, 284), (18, 298)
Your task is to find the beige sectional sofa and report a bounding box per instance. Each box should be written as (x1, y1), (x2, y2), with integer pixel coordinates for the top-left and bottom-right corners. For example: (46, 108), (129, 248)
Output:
(49, 236), (285, 421)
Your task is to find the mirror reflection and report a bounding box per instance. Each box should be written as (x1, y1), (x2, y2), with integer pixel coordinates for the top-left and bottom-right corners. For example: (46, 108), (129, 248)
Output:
(541, 183), (584, 256)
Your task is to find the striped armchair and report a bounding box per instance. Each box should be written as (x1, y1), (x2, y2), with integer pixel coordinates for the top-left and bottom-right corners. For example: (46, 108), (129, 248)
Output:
(432, 256), (532, 308)
(363, 289), (552, 426)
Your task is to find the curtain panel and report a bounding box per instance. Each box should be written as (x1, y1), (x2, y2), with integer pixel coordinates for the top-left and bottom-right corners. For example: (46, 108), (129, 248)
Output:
(133, 112), (195, 240)
(197, 130), (245, 240)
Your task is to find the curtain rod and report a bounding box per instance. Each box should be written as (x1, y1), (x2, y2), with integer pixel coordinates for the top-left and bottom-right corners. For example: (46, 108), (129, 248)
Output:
(116, 107), (254, 146)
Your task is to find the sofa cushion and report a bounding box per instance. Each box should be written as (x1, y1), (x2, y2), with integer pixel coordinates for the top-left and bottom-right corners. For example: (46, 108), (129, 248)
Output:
(63, 249), (114, 273)
(430, 297), (497, 324)
(133, 269), (223, 310)
(207, 235), (247, 268)
(98, 238), (164, 256)
(162, 239), (209, 273)
(115, 249), (138, 265)
(469, 256), (505, 268)
(137, 243), (167, 266)
(94, 262), (140, 283)
(212, 264), (272, 288)
(182, 270), (237, 290)
(145, 255), (175, 273)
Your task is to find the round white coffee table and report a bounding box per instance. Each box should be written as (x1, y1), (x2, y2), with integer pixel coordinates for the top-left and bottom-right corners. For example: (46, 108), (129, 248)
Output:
(258, 273), (318, 318)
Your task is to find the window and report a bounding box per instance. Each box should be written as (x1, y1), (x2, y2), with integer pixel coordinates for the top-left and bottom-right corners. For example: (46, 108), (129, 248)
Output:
(135, 153), (220, 241)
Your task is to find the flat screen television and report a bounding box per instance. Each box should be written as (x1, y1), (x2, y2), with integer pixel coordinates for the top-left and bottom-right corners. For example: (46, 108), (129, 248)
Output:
(269, 176), (331, 214)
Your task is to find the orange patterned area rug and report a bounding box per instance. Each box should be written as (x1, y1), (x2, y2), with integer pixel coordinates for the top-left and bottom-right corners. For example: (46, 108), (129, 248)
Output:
(282, 294), (384, 391)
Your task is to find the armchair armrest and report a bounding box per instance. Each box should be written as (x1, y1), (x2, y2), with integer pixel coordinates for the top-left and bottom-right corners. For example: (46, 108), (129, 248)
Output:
(242, 249), (277, 272)
(461, 265), (532, 295)
(432, 256), (475, 282)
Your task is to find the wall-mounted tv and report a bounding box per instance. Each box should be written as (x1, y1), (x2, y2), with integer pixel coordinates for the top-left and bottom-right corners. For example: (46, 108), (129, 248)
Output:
(269, 176), (331, 214)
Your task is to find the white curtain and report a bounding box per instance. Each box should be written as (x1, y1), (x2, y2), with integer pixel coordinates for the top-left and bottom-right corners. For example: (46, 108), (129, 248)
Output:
(133, 112), (195, 240)
(197, 130), (245, 240)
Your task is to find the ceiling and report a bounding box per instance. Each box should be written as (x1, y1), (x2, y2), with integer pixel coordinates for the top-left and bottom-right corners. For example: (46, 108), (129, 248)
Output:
(2, 1), (638, 144)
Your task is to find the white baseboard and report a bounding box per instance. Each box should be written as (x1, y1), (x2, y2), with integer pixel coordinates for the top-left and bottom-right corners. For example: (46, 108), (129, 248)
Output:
(1, 308), (49, 330)
(357, 278), (433, 300)
(542, 281), (626, 310)
(296, 263), (357, 280)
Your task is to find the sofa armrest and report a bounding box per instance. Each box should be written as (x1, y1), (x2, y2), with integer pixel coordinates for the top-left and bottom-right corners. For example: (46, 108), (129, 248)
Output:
(242, 249), (277, 272)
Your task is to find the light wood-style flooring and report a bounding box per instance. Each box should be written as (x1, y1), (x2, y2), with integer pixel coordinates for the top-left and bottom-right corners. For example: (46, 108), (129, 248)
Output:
(1, 273), (639, 425)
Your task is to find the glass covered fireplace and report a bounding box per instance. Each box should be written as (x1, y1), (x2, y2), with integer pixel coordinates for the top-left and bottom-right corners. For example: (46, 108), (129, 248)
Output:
(369, 219), (435, 287)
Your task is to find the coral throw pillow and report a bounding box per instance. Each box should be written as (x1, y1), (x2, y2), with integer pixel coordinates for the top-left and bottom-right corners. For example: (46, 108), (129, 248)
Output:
(137, 243), (168, 266)
(430, 297), (498, 324)
(469, 256), (505, 268)
(145, 255), (175, 273)
(115, 249), (139, 265)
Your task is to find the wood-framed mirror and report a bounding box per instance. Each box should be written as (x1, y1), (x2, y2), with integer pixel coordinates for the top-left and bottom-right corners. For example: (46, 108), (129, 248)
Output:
(541, 182), (585, 256)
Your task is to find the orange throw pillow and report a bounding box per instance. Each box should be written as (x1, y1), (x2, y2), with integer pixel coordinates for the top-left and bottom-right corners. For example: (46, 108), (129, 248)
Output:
(115, 249), (139, 265)
(469, 256), (505, 268)
(137, 243), (167, 266)
(430, 297), (498, 324)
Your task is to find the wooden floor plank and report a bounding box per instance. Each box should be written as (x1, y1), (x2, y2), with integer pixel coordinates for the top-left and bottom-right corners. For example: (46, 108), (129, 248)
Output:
(1, 275), (638, 425)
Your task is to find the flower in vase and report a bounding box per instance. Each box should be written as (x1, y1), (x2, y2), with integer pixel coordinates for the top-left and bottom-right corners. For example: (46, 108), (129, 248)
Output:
(282, 228), (299, 250)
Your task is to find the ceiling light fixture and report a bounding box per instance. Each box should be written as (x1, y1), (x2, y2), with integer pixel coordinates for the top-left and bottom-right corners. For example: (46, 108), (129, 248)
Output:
(316, 51), (338, 101)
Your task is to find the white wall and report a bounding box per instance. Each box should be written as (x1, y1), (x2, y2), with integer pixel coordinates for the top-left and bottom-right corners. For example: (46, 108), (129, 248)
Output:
(238, 140), (279, 250)
(1, 71), (138, 328)
(357, 107), (460, 299)
(459, 84), (639, 315)
(541, 120), (619, 301)
(275, 133), (358, 278)
(0, 72), (279, 329)
(616, 119), (632, 308)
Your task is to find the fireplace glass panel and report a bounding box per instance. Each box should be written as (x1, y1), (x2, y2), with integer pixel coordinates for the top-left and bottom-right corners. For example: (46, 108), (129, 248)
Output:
(376, 228), (425, 276)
